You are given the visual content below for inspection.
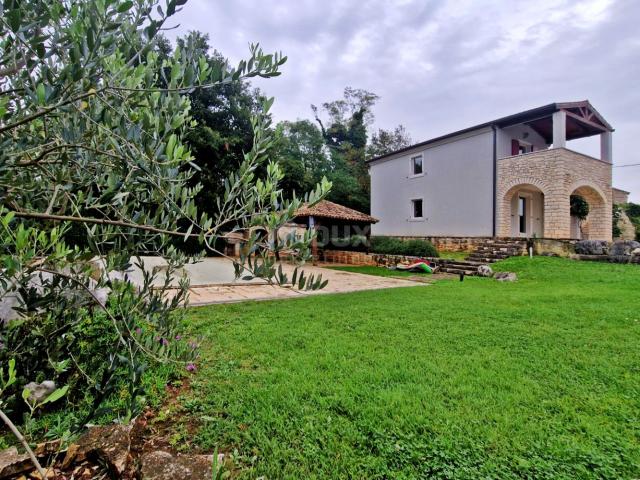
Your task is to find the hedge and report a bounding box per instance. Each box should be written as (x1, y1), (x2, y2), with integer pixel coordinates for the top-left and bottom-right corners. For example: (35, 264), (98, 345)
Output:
(369, 237), (439, 258)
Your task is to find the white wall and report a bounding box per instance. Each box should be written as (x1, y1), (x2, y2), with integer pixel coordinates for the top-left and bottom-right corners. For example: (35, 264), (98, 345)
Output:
(497, 124), (549, 158)
(370, 128), (495, 237)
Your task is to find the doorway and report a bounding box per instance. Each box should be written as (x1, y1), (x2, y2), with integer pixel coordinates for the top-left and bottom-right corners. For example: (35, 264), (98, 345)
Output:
(518, 196), (527, 235)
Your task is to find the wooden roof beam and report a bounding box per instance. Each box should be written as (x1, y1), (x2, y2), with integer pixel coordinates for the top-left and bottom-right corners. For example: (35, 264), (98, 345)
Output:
(563, 109), (610, 134)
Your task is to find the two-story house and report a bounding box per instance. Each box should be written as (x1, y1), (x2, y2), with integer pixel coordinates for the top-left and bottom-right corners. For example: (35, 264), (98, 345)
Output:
(368, 101), (615, 241)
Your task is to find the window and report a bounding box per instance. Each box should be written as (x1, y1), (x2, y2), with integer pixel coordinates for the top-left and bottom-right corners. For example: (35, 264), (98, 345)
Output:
(412, 199), (423, 219)
(411, 155), (423, 176)
(512, 139), (533, 155)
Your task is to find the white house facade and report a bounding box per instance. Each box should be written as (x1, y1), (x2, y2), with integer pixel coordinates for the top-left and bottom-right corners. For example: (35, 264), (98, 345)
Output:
(368, 101), (615, 241)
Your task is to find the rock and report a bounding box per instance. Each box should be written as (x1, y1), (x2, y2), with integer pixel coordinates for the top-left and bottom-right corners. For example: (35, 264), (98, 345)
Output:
(610, 240), (640, 256)
(60, 444), (79, 470)
(64, 425), (132, 477)
(34, 440), (62, 457)
(495, 272), (517, 282)
(23, 381), (56, 405)
(0, 447), (31, 479)
(632, 247), (640, 255)
(477, 265), (493, 277)
(140, 451), (219, 480)
(574, 240), (609, 255)
(28, 468), (56, 479)
(608, 255), (632, 264)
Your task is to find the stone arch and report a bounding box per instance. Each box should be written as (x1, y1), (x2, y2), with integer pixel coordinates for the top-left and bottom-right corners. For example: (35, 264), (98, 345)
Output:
(498, 179), (549, 237)
(498, 177), (550, 200)
(567, 180), (609, 207)
(569, 182), (610, 240)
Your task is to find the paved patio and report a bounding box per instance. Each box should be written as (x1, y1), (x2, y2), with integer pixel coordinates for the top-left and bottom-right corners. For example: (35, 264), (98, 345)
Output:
(182, 259), (424, 305)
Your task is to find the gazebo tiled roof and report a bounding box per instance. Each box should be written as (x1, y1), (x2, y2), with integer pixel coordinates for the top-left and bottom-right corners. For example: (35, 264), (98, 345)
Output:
(295, 200), (378, 224)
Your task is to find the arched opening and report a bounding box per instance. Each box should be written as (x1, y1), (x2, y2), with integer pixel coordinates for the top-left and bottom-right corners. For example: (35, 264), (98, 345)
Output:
(569, 185), (608, 240)
(503, 184), (545, 238)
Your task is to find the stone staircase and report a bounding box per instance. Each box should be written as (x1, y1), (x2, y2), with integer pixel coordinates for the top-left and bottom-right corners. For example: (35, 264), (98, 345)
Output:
(438, 239), (527, 276)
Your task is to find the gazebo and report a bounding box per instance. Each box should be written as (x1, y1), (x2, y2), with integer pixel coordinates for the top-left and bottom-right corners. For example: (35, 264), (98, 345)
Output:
(293, 200), (378, 258)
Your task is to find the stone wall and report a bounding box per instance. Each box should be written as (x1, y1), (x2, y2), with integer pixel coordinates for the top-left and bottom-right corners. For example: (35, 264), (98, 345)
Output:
(319, 250), (440, 266)
(531, 238), (577, 257)
(497, 148), (612, 241)
(373, 236), (492, 252)
(612, 188), (630, 205)
(319, 250), (377, 266)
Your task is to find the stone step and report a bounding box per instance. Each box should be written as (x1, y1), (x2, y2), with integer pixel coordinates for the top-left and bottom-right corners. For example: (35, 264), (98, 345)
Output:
(473, 250), (521, 256)
(467, 253), (511, 260)
(454, 239), (529, 273)
(472, 247), (521, 253)
(443, 259), (486, 266)
(441, 267), (478, 276)
(443, 262), (481, 270)
(474, 245), (523, 251)
(466, 258), (500, 264)
(481, 240), (525, 245)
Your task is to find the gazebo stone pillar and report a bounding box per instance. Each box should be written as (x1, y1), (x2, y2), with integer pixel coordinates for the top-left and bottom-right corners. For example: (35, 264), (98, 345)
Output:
(552, 110), (566, 149)
(600, 131), (612, 163)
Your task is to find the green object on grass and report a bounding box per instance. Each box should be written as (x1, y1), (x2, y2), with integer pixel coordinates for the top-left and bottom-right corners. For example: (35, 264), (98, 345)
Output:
(395, 261), (433, 273)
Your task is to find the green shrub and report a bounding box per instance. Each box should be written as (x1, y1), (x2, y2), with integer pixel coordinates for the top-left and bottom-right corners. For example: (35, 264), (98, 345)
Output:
(370, 237), (438, 257)
(621, 203), (640, 241)
(570, 195), (590, 220)
(0, 278), (196, 434)
(613, 206), (623, 238)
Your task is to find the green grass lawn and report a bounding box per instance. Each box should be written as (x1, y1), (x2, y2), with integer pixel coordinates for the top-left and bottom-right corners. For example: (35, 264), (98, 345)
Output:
(439, 250), (470, 261)
(180, 257), (640, 479)
(326, 265), (421, 278)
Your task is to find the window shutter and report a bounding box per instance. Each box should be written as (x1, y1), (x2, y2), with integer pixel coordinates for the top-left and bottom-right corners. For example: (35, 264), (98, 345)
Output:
(511, 139), (519, 156)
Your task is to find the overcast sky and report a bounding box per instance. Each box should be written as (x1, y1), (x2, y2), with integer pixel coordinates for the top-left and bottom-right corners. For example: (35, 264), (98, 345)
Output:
(168, 0), (640, 201)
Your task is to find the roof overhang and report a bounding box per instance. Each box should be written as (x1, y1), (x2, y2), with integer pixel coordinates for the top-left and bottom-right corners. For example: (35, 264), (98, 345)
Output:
(367, 100), (613, 163)
(499, 101), (613, 144)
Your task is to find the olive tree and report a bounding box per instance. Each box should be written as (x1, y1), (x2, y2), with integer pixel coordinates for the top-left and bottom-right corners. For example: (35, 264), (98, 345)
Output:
(0, 0), (330, 442)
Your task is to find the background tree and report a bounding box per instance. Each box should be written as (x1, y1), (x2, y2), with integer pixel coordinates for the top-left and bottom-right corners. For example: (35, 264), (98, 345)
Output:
(161, 32), (267, 213)
(311, 87), (379, 212)
(366, 125), (412, 159)
(0, 0), (329, 446)
(274, 119), (328, 196)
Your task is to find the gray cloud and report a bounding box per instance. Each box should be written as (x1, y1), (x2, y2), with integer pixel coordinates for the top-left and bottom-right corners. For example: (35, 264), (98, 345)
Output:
(168, 0), (640, 200)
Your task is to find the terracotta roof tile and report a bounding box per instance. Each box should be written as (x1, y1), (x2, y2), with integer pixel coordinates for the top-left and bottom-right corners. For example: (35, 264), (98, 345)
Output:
(295, 200), (378, 223)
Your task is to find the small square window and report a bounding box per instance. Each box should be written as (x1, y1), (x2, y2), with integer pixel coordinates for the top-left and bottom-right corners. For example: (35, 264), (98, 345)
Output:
(412, 199), (423, 218)
(411, 155), (423, 175)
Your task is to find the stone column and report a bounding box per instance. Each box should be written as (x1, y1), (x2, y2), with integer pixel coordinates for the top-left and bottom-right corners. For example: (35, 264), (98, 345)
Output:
(543, 191), (571, 239)
(552, 111), (566, 149)
(600, 131), (612, 163)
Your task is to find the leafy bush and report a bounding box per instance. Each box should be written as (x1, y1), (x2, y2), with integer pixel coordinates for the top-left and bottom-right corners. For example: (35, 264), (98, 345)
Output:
(402, 239), (439, 257)
(0, 0), (330, 447)
(621, 203), (640, 241)
(570, 195), (590, 220)
(613, 206), (623, 238)
(0, 222), (198, 436)
(369, 237), (438, 257)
